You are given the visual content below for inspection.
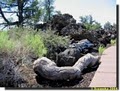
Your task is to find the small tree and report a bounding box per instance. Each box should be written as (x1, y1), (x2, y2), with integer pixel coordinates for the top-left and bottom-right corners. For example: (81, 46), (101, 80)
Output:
(91, 22), (101, 30)
(79, 15), (101, 30)
(104, 21), (112, 30)
(43, 0), (55, 22)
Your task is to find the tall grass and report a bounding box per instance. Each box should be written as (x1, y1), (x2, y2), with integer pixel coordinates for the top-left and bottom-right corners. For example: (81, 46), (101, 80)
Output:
(110, 39), (116, 46)
(0, 27), (69, 65)
(0, 31), (15, 53)
(38, 30), (70, 59)
(39, 30), (69, 48)
(24, 33), (47, 57)
(98, 45), (105, 55)
(9, 28), (47, 57)
(0, 28), (47, 58)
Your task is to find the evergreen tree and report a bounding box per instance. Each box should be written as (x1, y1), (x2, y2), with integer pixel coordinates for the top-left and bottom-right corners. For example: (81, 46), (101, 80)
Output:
(104, 21), (112, 30)
(0, 0), (44, 27)
(79, 15), (101, 30)
(43, 0), (55, 22)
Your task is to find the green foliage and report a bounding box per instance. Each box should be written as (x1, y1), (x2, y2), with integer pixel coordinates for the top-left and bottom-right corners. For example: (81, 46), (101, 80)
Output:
(38, 30), (70, 59)
(79, 15), (101, 30)
(8, 27), (47, 57)
(90, 22), (101, 30)
(104, 21), (111, 30)
(110, 39), (116, 45)
(0, 0), (53, 27)
(0, 31), (15, 53)
(0, 0), (56, 28)
(24, 33), (47, 57)
(55, 10), (62, 15)
(43, 0), (55, 22)
(0, 27), (69, 64)
(80, 15), (94, 24)
(7, 27), (24, 40)
(98, 45), (105, 55)
(39, 30), (69, 48)
(7, 27), (69, 58)
(24, 0), (44, 24)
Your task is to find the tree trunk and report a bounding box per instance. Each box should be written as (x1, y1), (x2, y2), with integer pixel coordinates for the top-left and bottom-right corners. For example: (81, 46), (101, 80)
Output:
(33, 53), (100, 80)
(17, 0), (24, 26)
(48, 0), (51, 21)
(0, 7), (19, 26)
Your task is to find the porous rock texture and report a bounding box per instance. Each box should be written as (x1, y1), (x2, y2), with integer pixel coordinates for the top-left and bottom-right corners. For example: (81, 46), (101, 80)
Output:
(33, 53), (99, 81)
(57, 39), (94, 66)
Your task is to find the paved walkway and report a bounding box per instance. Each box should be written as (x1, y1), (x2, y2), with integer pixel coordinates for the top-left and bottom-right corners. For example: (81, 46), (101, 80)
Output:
(89, 46), (116, 87)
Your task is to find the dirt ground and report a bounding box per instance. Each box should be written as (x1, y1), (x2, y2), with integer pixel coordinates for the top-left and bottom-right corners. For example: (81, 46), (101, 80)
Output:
(17, 62), (100, 89)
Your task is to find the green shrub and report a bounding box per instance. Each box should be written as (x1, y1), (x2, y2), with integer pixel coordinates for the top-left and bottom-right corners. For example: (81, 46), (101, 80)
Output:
(110, 39), (116, 45)
(0, 31), (15, 53)
(38, 30), (70, 59)
(8, 27), (35, 40)
(0, 28), (69, 64)
(98, 45), (105, 55)
(23, 33), (47, 57)
(40, 30), (69, 47)
(7, 27), (47, 57)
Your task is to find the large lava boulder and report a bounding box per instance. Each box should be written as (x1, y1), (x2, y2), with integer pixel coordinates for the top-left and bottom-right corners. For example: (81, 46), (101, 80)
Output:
(95, 29), (117, 47)
(57, 39), (94, 66)
(51, 14), (76, 34)
(34, 13), (76, 33)
(70, 30), (98, 43)
(57, 48), (81, 66)
(60, 23), (85, 36)
(33, 53), (99, 81)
